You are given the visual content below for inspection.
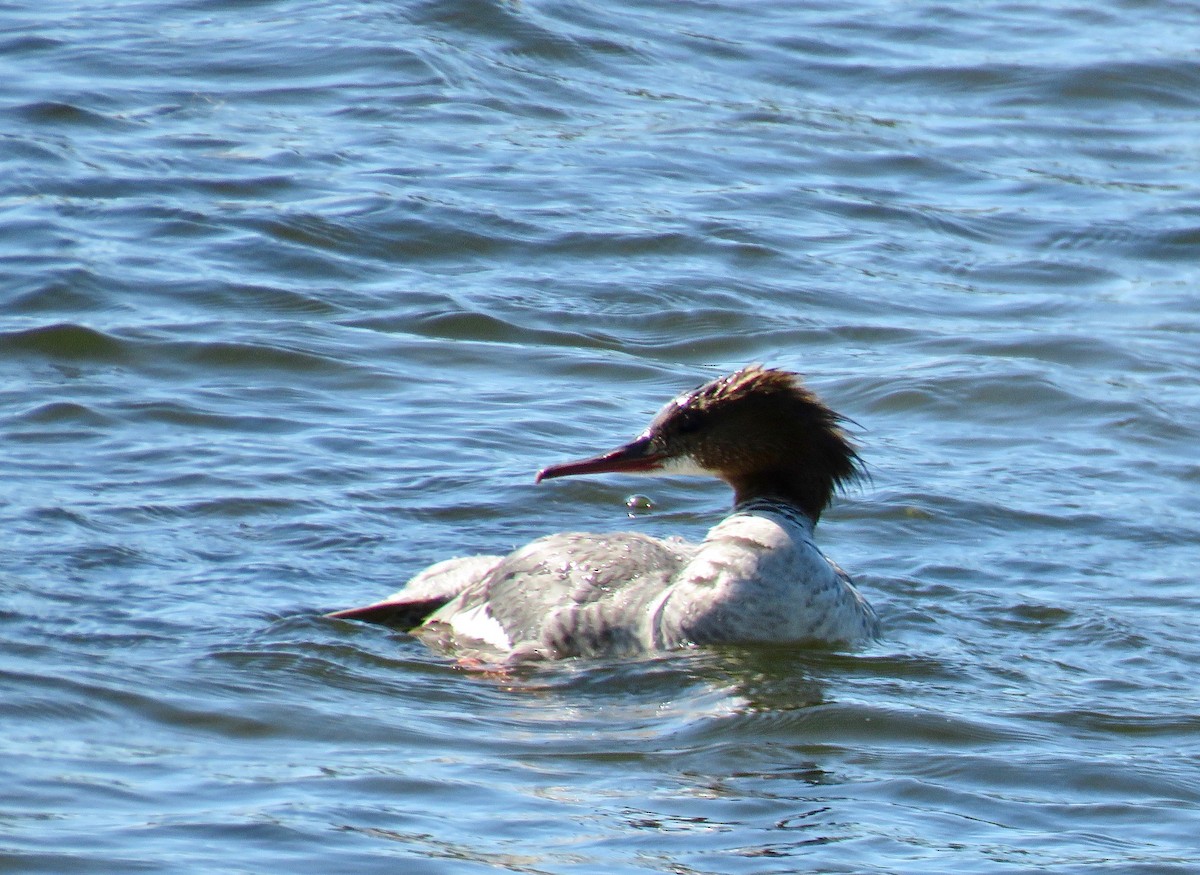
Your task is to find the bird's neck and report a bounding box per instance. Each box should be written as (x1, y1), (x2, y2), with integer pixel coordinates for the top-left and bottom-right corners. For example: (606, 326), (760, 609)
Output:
(727, 469), (831, 524)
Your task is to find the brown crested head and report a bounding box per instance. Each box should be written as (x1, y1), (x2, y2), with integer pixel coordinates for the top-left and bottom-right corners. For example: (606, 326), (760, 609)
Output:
(644, 365), (862, 520)
(537, 365), (863, 523)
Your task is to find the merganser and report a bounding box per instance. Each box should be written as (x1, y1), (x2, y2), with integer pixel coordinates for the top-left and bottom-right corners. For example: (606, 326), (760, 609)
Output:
(328, 365), (878, 659)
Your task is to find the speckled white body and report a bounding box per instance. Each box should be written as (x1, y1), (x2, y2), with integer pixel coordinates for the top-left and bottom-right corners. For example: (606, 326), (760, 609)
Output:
(390, 499), (877, 660)
(653, 501), (878, 649)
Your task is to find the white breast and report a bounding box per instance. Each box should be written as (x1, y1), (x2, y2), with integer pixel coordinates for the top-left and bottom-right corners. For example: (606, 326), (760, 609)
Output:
(653, 506), (877, 647)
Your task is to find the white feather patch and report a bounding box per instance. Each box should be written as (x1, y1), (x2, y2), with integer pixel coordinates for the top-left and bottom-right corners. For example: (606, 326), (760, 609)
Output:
(659, 455), (711, 477)
(447, 602), (513, 651)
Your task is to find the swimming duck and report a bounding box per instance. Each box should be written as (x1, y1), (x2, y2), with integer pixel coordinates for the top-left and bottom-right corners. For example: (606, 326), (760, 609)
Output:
(329, 365), (878, 659)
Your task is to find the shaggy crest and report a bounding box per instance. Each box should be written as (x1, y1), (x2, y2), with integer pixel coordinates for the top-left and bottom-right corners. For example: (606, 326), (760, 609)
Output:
(655, 365), (864, 511)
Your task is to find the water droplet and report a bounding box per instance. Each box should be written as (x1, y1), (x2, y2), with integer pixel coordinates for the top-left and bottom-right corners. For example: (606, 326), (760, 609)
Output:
(625, 494), (655, 514)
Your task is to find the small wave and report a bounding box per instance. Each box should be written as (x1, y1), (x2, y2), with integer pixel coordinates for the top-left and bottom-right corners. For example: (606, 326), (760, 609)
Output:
(0, 322), (365, 381)
(15, 400), (115, 427)
(9, 100), (127, 128)
(1, 323), (130, 362)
